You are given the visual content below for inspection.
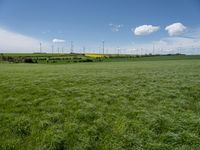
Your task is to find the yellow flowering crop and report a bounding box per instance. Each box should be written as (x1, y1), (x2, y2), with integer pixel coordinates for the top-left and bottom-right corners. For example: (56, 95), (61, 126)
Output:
(85, 54), (107, 58)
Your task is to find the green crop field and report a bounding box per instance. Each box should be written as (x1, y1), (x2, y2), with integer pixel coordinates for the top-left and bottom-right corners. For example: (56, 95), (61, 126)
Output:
(0, 58), (200, 149)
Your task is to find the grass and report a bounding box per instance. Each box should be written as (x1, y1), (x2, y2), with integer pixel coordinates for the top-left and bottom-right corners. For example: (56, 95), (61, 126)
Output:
(0, 58), (200, 149)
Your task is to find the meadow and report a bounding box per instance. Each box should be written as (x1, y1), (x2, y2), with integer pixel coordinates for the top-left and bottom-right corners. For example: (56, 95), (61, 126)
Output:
(0, 57), (200, 150)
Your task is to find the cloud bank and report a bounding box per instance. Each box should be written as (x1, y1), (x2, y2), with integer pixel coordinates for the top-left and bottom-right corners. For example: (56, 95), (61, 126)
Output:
(0, 27), (49, 53)
(133, 25), (160, 36)
(165, 23), (187, 36)
(111, 37), (199, 55)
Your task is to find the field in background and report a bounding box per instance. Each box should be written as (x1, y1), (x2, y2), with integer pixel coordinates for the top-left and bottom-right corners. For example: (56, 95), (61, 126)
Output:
(1, 53), (200, 64)
(0, 57), (200, 149)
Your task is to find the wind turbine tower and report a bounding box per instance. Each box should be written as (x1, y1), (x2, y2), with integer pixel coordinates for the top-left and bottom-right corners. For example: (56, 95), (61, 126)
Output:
(102, 41), (105, 54)
(40, 42), (42, 53)
(70, 41), (74, 54)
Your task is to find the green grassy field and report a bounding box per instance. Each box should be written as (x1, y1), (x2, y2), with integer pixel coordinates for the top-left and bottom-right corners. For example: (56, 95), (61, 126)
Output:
(0, 58), (200, 149)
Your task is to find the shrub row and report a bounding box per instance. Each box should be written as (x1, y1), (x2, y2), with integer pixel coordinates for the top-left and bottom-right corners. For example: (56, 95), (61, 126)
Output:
(0, 55), (99, 64)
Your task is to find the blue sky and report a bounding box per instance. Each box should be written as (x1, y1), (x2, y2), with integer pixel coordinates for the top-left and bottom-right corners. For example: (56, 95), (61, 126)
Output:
(0, 0), (200, 54)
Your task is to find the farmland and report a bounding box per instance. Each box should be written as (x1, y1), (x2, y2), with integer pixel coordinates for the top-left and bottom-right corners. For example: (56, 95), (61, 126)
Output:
(1, 53), (200, 64)
(0, 56), (200, 149)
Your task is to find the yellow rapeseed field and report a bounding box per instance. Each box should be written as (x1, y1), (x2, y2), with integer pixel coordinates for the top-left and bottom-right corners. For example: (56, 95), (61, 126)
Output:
(85, 54), (107, 58)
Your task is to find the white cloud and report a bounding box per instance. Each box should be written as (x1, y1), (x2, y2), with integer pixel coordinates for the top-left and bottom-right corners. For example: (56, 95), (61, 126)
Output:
(52, 38), (66, 43)
(0, 27), (49, 53)
(165, 23), (187, 36)
(133, 25), (160, 36)
(109, 23), (123, 32)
